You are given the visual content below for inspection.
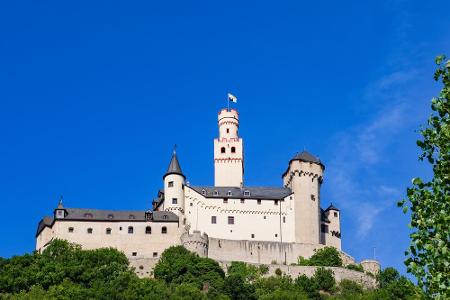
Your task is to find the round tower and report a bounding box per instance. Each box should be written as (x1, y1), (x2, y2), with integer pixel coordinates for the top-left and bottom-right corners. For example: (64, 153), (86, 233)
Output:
(163, 150), (185, 216)
(214, 108), (244, 187)
(282, 151), (324, 245)
(181, 230), (209, 257)
(324, 204), (341, 250)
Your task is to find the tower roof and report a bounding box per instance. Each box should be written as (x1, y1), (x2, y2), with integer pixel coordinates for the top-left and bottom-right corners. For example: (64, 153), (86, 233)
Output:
(291, 151), (323, 166)
(163, 150), (185, 179)
(325, 203), (339, 211)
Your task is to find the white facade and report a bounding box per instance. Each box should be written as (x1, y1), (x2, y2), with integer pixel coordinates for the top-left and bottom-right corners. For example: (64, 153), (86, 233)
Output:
(36, 107), (346, 269)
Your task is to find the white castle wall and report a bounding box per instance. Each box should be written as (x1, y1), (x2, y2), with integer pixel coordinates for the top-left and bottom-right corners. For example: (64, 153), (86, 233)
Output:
(36, 220), (182, 259)
(184, 187), (296, 243)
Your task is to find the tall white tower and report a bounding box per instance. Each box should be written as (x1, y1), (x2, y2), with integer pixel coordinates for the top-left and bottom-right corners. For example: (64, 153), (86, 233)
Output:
(214, 108), (244, 187)
(282, 151), (324, 244)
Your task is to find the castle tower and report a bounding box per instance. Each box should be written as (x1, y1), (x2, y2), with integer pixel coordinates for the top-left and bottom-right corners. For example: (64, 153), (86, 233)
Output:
(324, 203), (341, 249)
(163, 150), (185, 216)
(282, 151), (324, 244)
(214, 108), (244, 187)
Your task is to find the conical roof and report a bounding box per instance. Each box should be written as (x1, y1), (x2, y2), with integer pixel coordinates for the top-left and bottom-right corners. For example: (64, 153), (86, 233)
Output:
(325, 203), (339, 211)
(292, 151), (323, 166)
(163, 151), (185, 179)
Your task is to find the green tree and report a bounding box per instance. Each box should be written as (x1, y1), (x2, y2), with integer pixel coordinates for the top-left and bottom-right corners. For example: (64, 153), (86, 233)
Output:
(312, 267), (335, 292)
(297, 247), (343, 267)
(399, 55), (450, 298)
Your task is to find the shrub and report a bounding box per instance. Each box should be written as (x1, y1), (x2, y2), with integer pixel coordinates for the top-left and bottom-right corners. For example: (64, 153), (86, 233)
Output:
(308, 247), (342, 267)
(312, 267), (335, 292)
(346, 264), (364, 272)
(274, 268), (282, 276)
(339, 279), (364, 297)
(258, 264), (269, 275)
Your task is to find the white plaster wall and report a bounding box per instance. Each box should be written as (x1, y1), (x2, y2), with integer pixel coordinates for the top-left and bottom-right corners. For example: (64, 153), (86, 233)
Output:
(36, 221), (182, 259)
(324, 210), (341, 249)
(164, 173), (185, 216)
(184, 187), (295, 242)
(283, 161), (322, 245)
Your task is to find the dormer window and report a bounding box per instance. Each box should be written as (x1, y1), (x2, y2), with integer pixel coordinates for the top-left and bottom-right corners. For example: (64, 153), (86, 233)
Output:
(227, 190), (232, 196)
(163, 215), (168, 220)
(84, 213), (93, 219)
(201, 189), (206, 195)
(213, 190), (219, 196)
(129, 214), (136, 220)
(244, 190), (250, 196)
(107, 214), (114, 219)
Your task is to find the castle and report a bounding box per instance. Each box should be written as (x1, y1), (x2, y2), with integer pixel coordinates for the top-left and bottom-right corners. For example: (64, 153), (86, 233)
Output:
(36, 108), (379, 279)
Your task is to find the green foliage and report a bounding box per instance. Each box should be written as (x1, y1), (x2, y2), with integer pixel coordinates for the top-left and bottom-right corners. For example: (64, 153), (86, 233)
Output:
(297, 247), (343, 267)
(153, 245), (225, 291)
(312, 267), (335, 292)
(398, 55), (450, 298)
(274, 268), (282, 276)
(346, 264), (364, 272)
(0, 241), (424, 299)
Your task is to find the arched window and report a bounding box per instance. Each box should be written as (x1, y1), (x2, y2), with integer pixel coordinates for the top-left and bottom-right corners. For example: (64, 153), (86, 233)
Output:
(231, 147), (236, 153)
(221, 147), (225, 153)
(87, 228), (93, 234)
(202, 189), (206, 195)
(161, 226), (167, 234)
(145, 226), (152, 234)
(106, 228), (112, 234)
(128, 226), (134, 234)
(226, 128), (230, 133)
(129, 214), (136, 220)
(68, 227), (74, 233)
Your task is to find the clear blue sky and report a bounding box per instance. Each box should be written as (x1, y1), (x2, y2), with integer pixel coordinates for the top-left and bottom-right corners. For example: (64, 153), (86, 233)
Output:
(1, 1), (449, 274)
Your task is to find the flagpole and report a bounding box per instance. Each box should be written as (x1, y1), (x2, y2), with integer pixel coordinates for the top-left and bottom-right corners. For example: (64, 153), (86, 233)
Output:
(227, 94), (230, 111)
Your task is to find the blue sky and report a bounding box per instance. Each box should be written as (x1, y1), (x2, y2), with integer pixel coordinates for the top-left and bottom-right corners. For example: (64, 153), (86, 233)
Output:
(1, 1), (449, 274)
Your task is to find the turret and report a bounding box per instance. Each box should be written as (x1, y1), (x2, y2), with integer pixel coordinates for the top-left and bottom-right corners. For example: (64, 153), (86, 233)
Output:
(282, 151), (324, 244)
(214, 108), (244, 187)
(163, 150), (185, 216)
(54, 197), (67, 219)
(324, 203), (341, 250)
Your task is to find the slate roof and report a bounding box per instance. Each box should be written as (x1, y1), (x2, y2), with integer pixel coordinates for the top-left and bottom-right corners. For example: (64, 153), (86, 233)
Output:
(36, 208), (178, 236)
(325, 203), (339, 211)
(163, 151), (185, 179)
(190, 186), (293, 200)
(282, 150), (325, 177)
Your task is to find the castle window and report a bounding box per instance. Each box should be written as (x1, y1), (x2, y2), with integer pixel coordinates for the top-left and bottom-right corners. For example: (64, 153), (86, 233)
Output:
(84, 213), (93, 218)
(146, 226), (152, 234)
(106, 228), (112, 234)
(161, 226), (167, 234)
(244, 190), (250, 196)
(107, 214), (114, 219)
(275, 234), (278, 237)
(132, 252), (137, 256)
(231, 147), (236, 153)
(172, 198), (177, 204)
(227, 190), (232, 196)
(129, 214), (136, 220)
(153, 252), (158, 258)
(168, 181), (174, 187)
(263, 216), (266, 219)
(223, 198), (228, 204)
(128, 226), (134, 234)
(321, 224), (329, 233)
(257, 199), (261, 205)
(119, 227), (122, 231)
(68, 227), (74, 233)
(226, 128), (230, 133)
(283, 216), (286, 223)
(201, 189), (206, 195)
(251, 234), (255, 238)
(211, 216), (217, 224)
(334, 212), (338, 217)
(87, 228), (93, 234)
(240, 199), (245, 204)
(274, 200), (279, 206)
(228, 216), (234, 225)
(310, 194), (316, 201)
(163, 215), (168, 220)
(190, 202), (193, 206)
(214, 190), (219, 196)
(221, 147), (225, 153)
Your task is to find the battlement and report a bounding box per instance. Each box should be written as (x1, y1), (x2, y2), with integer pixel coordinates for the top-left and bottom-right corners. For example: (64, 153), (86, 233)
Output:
(181, 230), (209, 257)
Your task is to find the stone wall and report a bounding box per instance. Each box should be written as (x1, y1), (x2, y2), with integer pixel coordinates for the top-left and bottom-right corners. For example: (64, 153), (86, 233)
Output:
(208, 237), (355, 265)
(218, 261), (378, 289)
